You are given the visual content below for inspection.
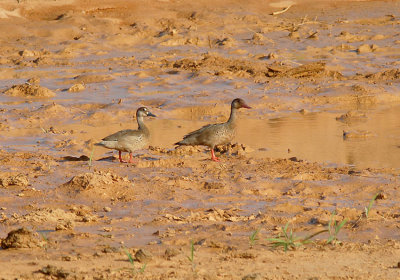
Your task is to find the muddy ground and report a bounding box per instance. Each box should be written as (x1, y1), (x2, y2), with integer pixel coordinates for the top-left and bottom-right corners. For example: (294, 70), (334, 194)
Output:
(0, 0), (400, 279)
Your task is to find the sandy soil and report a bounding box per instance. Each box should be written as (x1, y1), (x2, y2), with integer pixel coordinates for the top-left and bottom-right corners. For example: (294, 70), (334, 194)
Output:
(1, 0), (400, 279)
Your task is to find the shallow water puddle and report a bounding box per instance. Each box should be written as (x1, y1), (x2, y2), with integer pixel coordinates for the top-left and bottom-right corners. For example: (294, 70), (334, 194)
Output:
(147, 105), (400, 169)
(2, 105), (400, 170)
(239, 107), (400, 169)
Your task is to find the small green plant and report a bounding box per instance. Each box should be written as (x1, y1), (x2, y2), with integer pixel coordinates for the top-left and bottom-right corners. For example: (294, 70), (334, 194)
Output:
(187, 240), (195, 263)
(249, 227), (261, 247)
(326, 211), (347, 245)
(268, 211), (349, 251)
(187, 240), (196, 272)
(138, 263), (147, 273)
(123, 248), (146, 274)
(352, 192), (381, 228)
(125, 248), (134, 266)
(267, 222), (307, 252)
(364, 192), (380, 219)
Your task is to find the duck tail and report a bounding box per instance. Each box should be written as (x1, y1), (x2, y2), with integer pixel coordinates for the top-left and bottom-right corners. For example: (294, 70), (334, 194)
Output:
(174, 140), (186, 146)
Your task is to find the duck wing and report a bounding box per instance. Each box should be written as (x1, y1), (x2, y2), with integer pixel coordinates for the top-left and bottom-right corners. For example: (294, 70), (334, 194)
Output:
(102, 129), (141, 141)
(175, 123), (226, 146)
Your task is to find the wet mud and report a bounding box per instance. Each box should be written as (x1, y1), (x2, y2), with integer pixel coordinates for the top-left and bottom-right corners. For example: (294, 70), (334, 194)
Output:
(1, 0), (400, 279)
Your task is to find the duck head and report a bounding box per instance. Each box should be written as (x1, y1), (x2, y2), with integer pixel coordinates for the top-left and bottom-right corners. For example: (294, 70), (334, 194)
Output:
(231, 98), (251, 109)
(137, 107), (156, 118)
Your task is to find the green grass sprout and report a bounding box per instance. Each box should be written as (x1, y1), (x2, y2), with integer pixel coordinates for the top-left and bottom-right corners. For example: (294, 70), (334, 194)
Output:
(267, 215), (348, 251)
(365, 192), (380, 219)
(139, 263), (147, 273)
(88, 146), (94, 169)
(327, 211), (347, 245)
(267, 222), (305, 252)
(249, 227), (261, 247)
(123, 247), (146, 274)
(187, 240), (195, 263)
(187, 240), (197, 272)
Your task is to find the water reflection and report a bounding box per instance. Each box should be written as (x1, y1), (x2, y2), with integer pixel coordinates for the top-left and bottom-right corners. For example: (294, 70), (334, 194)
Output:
(146, 106), (400, 169)
(233, 107), (400, 169)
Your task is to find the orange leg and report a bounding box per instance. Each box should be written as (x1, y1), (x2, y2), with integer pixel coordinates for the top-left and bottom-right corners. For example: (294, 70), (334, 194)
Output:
(211, 149), (220, 162)
(127, 153), (135, 163)
(119, 151), (127, 163)
(119, 151), (136, 164)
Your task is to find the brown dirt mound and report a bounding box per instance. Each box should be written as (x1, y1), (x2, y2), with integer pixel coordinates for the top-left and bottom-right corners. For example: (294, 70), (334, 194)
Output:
(336, 111), (367, 123)
(28, 103), (75, 123)
(68, 83), (85, 92)
(154, 208), (256, 224)
(38, 265), (69, 279)
(60, 170), (134, 200)
(215, 143), (254, 155)
(365, 68), (400, 80)
(10, 207), (98, 229)
(149, 146), (203, 156)
(166, 53), (342, 80)
(168, 145), (203, 155)
(4, 78), (55, 97)
(74, 74), (114, 84)
(0, 173), (29, 188)
(1, 227), (45, 249)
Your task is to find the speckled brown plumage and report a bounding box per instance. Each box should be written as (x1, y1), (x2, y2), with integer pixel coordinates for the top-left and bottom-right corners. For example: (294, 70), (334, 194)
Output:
(175, 98), (251, 161)
(95, 107), (156, 163)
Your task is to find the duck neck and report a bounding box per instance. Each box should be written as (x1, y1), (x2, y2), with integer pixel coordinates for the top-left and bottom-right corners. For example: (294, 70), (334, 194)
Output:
(227, 106), (238, 126)
(137, 116), (148, 131)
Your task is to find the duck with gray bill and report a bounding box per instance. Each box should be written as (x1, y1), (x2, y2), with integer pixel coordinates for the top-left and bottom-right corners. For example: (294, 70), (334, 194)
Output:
(175, 98), (251, 162)
(95, 107), (156, 163)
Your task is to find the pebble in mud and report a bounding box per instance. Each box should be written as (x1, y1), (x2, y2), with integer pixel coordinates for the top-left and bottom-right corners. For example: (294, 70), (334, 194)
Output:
(203, 181), (225, 190)
(55, 220), (75, 231)
(289, 31), (300, 39)
(62, 255), (78, 261)
(39, 265), (69, 279)
(242, 273), (261, 280)
(164, 248), (180, 260)
(19, 49), (36, 57)
(134, 249), (153, 263)
(68, 83), (85, 92)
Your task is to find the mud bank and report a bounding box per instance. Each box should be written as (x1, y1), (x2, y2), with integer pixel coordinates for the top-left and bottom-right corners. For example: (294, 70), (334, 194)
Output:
(0, 0), (400, 279)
